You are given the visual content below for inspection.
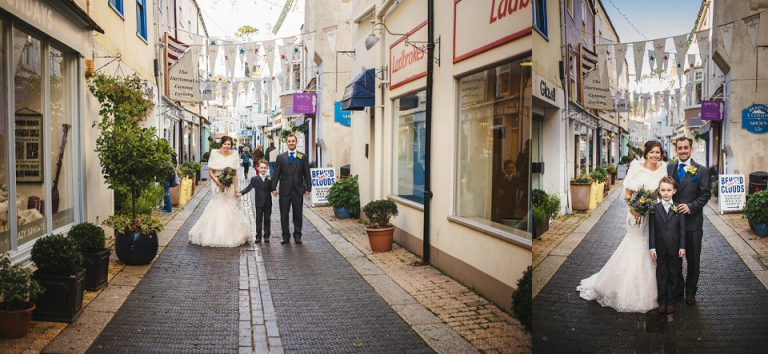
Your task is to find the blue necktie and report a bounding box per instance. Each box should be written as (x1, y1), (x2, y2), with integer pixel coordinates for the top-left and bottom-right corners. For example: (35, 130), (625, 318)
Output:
(677, 163), (686, 181)
(289, 152), (295, 165)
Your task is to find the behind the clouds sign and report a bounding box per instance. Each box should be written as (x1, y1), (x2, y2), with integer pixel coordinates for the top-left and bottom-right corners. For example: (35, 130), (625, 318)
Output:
(742, 104), (768, 134)
(718, 174), (746, 213)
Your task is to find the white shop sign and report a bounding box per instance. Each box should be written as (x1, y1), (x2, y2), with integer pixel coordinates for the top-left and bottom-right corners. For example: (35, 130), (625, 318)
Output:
(2, 0), (87, 53)
(390, 21), (428, 89)
(310, 168), (336, 206)
(718, 174), (746, 213)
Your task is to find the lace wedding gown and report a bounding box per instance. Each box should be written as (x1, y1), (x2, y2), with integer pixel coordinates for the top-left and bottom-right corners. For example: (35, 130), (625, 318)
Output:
(188, 150), (251, 247)
(576, 159), (667, 312)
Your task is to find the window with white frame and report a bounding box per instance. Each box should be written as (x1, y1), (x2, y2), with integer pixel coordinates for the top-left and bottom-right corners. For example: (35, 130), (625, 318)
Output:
(136, 0), (148, 41)
(109, 0), (124, 17)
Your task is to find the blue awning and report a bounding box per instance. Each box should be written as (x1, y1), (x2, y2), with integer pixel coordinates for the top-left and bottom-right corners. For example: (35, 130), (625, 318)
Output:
(341, 69), (375, 111)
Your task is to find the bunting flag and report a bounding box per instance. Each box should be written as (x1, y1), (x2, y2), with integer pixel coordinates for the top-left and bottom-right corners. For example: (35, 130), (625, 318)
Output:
(201, 81), (215, 101)
(325, 27), (337, 55)
(673, 34), (688, 69)
(263, 40), (276, 76)
(243, 79), (251, 101)
(221, 81), (230, 104)
(662, 52), (670, 74)
(633, 91), (640, 116)
(648, 49), (656, 77)
(207, 40), (220, 75)
(278, 45), (288, 63)
(232, 81), (239, 108)
(224, 43), (239, 81)
(695, 30), (710, 62)
(614, 43), (628, 79)
(244, 42), (259, 72)
(642, 93), (649, 117)
(305, 33), (318, 64)
(675, 53), (684, 86)
(688, 54), (696, 69)
(597, 45), (608, 82)
(663, 89), (670, 113)
(719, 22), (734, 60)
(674, 88), (681, 112)
(283, 36), (297, 60)
(633, 41), (646, 82)
(237, 45), (246, 70)
(653, 38), (666, 75)
(254, 80), (263, 101)
(744, 14), (760, 52)
(685, 84), (692, 102)
(654, 92), (660, 111)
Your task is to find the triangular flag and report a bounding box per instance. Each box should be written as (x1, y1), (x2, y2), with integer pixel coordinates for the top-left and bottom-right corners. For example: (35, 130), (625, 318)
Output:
(614, 43), (627, 80)
(685, 84), (692, 103)
(744, 14), (760, 52)
(633, 41), (646, 82)
(244, 42), (258, 72)
(695, 30), (710, 62)
(305, 33), (317, 64)
(207, 40), (220, 75)
(675, 53), (684, 87)
(662, 52), (670, 74)
(673, 34), (688, 69)
(648, 49), (656, 77)
(719, 22), (734, 60)
(654, 92), (660, 111)
(653, 38), (666, 75)
(324, 27), (337, 55)
(642, 93), (649, 117)
(243, 79), (251, 101)
(283, 36), (297, 59)
(663, 89), (670, 114)
(221, 81), (230, 104)
(224, 43), (239, 81)
(278, 45), (288, 63)
(254, 80), (262, 101)
(633, 91), (640, 116)
(232, 81), (239, 108)
(263, 40), (276, 76)
(674, 88), (681, 112)
(597, 44), (608, 82)
(238, 45), (246, 67)
(688, 54), (696, 69)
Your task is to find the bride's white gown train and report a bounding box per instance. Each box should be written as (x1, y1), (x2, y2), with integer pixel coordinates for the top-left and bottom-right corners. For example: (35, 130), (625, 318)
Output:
(188, 150), (251, 247)
(576, 159), (667, 313)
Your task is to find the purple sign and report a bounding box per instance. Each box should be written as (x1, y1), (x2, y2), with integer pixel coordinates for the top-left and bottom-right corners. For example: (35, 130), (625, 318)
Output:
(293, 93), (317, 114)
(701, 100), (724, 121)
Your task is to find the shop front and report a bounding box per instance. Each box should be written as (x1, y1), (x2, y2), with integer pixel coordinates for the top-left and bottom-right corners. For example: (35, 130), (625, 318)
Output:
(0, 2), (101, 258)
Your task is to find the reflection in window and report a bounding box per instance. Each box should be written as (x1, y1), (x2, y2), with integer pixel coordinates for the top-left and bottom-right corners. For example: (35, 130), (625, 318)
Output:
(50, 47), (75, 231)
(14, 28), (47, 246)
(0, 19), (8, 252)
(393, 91), (426, 204)
(456, 58), (532, 238)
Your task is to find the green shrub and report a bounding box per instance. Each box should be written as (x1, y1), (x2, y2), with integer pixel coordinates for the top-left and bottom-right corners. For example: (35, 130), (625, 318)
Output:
(68, 222), (106, 253)
(605, 164), (617, 174)
(104, 213), (164, 234)
(0, 252), (45, 310)
(620, 155), (634, 164)
(31, 234), (83, 276)
(180, 162), (196, 179)
(531, 189), (548, 208)
(570, 173), (591, 184)
(589, 166), (607, 182)
(116, 183), (163, 215)
(532, 206), (548, 227)
(327, 175), (361, 215)
(192, 162), (202, 172)
(362, 199), (399, 229)
(512, 266), (532, 332)
(546, 194), (561, 220)
(202, 151), (211, 162)
(743, 189), (768, 225)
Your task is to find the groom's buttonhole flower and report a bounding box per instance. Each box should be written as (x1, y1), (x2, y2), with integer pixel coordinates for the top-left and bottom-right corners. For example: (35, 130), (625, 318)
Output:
(688, 166), (698, 175)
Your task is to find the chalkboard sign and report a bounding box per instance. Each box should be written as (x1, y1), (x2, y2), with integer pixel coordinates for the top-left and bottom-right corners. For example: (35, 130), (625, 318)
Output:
(15, 108), (43, 182)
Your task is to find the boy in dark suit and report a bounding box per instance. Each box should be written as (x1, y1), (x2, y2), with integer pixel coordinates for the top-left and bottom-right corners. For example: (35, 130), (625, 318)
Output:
(649, 176), (686, 314)
(237, 159), (276, 243)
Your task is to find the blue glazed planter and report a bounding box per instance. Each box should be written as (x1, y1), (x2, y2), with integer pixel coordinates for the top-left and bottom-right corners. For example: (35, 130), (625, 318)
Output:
(115, 232), (158, 265)
(750, 221), (768, 237)
(334, 206), (351, 219)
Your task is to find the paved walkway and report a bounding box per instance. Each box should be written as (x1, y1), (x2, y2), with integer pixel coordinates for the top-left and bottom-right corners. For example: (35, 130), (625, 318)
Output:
(533, 191), (768, 352)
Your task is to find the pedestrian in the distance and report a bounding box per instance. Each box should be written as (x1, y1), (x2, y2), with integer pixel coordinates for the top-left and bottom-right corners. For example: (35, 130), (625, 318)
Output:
(267, 142), (279, 176)
(271, 134), (311, 244)
(237, 159), (275, 243)
(241, 146), (252, 178)
(161, 151), (178, 214)
(254, 144), (264, 164)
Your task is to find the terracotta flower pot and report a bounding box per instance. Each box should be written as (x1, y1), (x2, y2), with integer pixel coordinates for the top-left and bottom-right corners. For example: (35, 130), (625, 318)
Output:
(365, 226), (395, 252)
(0, 302), (35, 338)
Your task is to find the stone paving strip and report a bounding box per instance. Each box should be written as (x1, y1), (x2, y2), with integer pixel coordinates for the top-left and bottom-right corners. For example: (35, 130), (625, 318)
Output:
(303, 205), (529, 354)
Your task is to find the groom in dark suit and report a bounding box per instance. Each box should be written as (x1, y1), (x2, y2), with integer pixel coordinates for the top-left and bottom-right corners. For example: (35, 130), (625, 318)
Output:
(667, 137), (711, 305)
(271, 134), (311, 244)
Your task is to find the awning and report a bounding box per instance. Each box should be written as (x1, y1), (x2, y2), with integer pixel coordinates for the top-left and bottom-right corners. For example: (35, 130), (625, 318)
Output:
(341, 68), (375, 111)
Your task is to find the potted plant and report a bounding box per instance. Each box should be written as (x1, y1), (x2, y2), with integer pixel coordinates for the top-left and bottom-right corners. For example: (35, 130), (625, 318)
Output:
(179, 162), (197, 203)
(30, 234), (85, 323)
(69, 222), (110, 291)
(193, 161), (202, 185)
(570, 174), (592, 211)
(89, 73), (174, 266)
(531, 190), (561, 238)
(327, 175), (360, 219)
(0, 252), (44, 338)
(590, 167), (608, 203)
(511, 266), (532, 332)
(362, 199), (399, 252)
(605, 164), (617, 185)
(743, 189), (768, 237)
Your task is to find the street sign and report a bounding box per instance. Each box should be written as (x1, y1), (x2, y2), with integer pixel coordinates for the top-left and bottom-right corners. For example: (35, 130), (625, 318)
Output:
(718, 174), (746, 214)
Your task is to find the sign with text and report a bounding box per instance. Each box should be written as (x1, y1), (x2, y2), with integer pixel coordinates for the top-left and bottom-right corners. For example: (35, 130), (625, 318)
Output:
(310, 168), (336, 205)
(582, 68), (614, 111)
(390, 21), (428, 89)
(718, 174), (746, 213)
(742, 104), (768, 134)
(454, 0), (531, 63)
(334, 101), (351, 127)
(14, 111), (42, 182)
(293, 93), (317, 114)
(2, 0), (87, 53)
(701, 100), (724, 121)
(168, 46), (202, 103)
(532, 71), (560, 106)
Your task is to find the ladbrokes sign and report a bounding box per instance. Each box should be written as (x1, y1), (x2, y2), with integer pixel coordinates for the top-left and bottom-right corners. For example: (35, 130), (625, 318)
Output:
(454, 0), (532, 63)
(390, 21), (428, 89)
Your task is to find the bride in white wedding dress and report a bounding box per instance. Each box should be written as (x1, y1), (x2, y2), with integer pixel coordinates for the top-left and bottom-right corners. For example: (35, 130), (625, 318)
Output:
(577, 141), (667, 313)
(188, 136), (251, 247)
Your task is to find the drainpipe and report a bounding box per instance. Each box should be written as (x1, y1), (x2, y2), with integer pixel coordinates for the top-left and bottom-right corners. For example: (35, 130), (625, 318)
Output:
(421, 0), (434, 265)
(561, 0), (572, 214)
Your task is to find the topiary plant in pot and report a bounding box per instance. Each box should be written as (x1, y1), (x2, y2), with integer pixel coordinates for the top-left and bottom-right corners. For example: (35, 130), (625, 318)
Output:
(362, 199), (399, 252)
(30, 234), (85, 323)
(511, 265), (532, 332)
(69, 222), (111, 291)
(0, 252), (45, 338)
(743, 189), (768, 237)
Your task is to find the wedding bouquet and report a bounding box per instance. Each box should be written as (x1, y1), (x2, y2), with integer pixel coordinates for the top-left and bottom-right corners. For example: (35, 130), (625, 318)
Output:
(628, 187), (657, 225)
(217, 168), (235, 193)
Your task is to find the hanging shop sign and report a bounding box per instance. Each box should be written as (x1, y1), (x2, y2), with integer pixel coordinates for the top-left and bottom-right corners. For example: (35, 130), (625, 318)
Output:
(453, 0), (531, 63)
(293, 93), (317, 114)
(701, 100), (724, 121)
(334, 101), (351, 127)
(742, 104), (768, 134)
(390, 21), (428, 89)
(168, 46), (202, 103)
(718, 174), (746, 213)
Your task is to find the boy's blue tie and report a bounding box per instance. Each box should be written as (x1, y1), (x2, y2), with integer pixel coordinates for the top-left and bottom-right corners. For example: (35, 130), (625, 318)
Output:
(677, 163), (686, 181)
(289, 152), (295, 165)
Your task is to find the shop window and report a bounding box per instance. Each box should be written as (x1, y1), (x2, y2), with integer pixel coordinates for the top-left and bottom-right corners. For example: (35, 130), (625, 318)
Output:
(49, 47), (75, 231)
(456, 58), (532, 238)
(0, 19), (7, 252)
(533, 0), (548, 38)
(109, 0), (124, 17)
(136, 0), (148, 41)
(392, 91), (426, 204)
